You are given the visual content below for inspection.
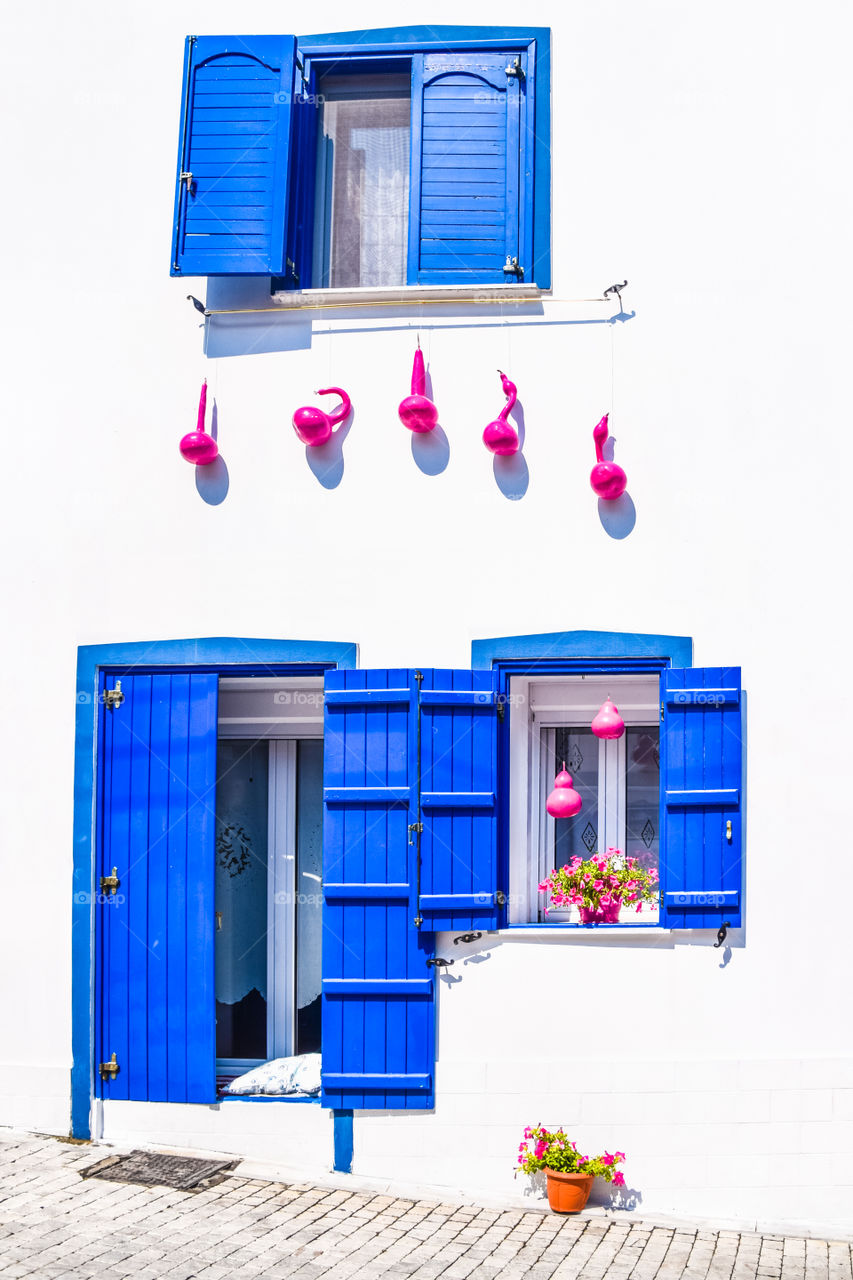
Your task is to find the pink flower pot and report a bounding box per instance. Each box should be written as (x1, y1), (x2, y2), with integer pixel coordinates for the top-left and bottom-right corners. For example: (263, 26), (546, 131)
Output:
(579, 900), (622, 924)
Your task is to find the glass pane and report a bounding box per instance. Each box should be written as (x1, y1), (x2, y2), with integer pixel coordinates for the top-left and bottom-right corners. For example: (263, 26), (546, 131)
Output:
(215, 740), (268, 1061)
(550, 727), (600, 865)
(626, 727), (660, 878)
(295, 741), (324, 1055)
(316, 74), (411, 288)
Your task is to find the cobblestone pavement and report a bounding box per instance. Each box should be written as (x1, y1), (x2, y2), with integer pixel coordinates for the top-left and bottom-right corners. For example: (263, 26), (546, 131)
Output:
(1, 1134), (851, 1280)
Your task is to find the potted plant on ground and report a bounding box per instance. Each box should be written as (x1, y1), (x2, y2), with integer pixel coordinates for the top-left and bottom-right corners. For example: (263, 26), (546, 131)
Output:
(538, 846), (659, 923)
(517, 1125), (626, 1213)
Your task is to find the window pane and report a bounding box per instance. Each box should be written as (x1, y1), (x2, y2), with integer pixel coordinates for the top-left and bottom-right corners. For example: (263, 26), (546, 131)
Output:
(316, 74), (411, 288)
(215, 740), (268, 1061)
(551, 727), (601, 864)
(295, 740), (324, 1055)
(626, 727), (660, 876)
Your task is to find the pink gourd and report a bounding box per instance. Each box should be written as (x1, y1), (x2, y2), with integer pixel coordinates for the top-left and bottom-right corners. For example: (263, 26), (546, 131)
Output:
(179, 380), (219, 465)
(398, 346), (438, 433)
(546, 767), (583, 819)
(590, 413), (627, 499)
(292, 387), (352, 447)
(591, 697), (625, 740)
(483, 370), (520, 455)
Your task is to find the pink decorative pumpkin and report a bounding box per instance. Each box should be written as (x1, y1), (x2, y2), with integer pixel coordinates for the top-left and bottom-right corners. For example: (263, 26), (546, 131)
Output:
(398, 346), (438, 433)
(546, 767), (583, 819)
(483, 370), (520, 455)
(591, 697), (625, 740)
(590, 413), (627, 499)
(179, 380), (219, 465)
(292, 387), (351, 446)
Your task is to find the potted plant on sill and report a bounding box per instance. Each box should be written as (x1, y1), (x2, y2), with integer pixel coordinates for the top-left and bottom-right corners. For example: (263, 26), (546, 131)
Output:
(538, 846), (659, 924)
(517, 1125), (627, 1213)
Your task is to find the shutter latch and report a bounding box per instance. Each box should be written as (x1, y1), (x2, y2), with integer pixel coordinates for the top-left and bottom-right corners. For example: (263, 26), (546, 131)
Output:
(99, 1053), (120, 1082)
(505, 56), (524, 79)
(179, 170), (195, 197)
(660, 699), (665, 723)
(104, 682), (124, 711)
(407, 822), (423, 846)
(100, 867), (120, 897)
(503, 256), (524, 279)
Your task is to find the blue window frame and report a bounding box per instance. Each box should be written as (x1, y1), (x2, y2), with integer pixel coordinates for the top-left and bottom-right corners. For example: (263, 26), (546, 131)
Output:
(170, 26), (551, 289)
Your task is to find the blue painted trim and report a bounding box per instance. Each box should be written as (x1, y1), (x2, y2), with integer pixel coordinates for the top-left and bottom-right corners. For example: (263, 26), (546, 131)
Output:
(299, 26), (551, 289)
(472, 630), (693, 669)
(219, 1095), (322, 1105)
(333, 1109), (354, 1173)
(71, 636), (357, 1140)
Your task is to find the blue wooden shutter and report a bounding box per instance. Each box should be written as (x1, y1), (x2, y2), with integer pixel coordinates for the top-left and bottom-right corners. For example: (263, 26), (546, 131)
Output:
(171, 35), (298, 276)
(97, 673), (218, 1102)
(322, 670), (434, 1109)
(418, 669), (500, 931)
(408, 51), (528, 285)
(660, 667), (743, 929)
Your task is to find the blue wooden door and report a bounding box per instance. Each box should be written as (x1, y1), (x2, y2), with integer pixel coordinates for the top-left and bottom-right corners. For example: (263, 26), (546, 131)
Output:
(660, 666), (744, 928)
(96, 673), (218, 1102)
(408, 50), (528, 284)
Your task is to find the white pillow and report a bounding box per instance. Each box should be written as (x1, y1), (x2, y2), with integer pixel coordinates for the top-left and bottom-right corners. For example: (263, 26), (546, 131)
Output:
(225, 1053), (321, 1096)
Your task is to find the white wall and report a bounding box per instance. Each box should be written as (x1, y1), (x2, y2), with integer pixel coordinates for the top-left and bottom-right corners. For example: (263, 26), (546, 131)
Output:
(1, 0), (851, 1235)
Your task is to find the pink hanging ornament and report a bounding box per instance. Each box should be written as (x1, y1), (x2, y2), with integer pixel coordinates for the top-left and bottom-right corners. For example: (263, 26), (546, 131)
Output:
(590, 413), (627, 499)
(179, 380), (219, 465)
(546, 766), (583, 819)
(591, 697), (625, 740)
(483, 370), (520, 455)
(292, 387), (351, 447)
(398, 344), (438, 433)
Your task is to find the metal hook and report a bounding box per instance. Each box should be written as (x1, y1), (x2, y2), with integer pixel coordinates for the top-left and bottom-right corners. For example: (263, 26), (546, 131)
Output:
(426, 957), (454, 969)
(187, 294), (207, 316)
(453, 932), (482, 945)
(713, 920), (731, 948)
(603, 280), (628, 307)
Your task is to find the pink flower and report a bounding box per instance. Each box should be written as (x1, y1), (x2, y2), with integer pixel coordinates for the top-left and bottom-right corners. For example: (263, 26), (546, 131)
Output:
(594, 880), (604, 891)
(612, 1171), (625, 1187)
(602, 1152), (614, 1166)
(534, 1141), (547, 1160)
(523, 1127), (533, 1139)
(636, 903), (643, 912)
(609, 876), (620, 887)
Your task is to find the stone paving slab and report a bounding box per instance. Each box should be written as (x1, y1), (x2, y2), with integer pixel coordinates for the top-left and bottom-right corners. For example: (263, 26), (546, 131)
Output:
(0, 1134), (850, 1279)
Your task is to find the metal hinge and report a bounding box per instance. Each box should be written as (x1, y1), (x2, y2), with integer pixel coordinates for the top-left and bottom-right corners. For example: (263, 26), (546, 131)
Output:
(408, 822), (423, 845)
(660, 699), (665, 723)
(104, 681), (124, 711)
(505, 56), (524, 79)
(503, 256), (524, 278)
(100, 867), (120, 897)
(99, 1053), (119, 1082)
(496, 890), (507, 907)
(286, 257), (299, 286)
(496, 700), (505, 722)
(179, 170), (195, 197)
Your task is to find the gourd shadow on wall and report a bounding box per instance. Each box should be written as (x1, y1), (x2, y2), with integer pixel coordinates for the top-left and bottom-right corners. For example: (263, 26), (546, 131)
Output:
(303, 404), (354, 490)
(493, 395), (529, 501)
(410, 367), (450, 476)
(195, 400), (230, 505)
(597, 308), (637, 538)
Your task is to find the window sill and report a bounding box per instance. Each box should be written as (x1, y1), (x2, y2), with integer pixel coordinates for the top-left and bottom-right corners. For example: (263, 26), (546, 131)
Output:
(500, 925), (672, 938)
(269, 283), (544, 310)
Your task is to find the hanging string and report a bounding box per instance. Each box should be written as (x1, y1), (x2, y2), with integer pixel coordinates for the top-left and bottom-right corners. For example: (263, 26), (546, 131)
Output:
(609, 315), (616, 424)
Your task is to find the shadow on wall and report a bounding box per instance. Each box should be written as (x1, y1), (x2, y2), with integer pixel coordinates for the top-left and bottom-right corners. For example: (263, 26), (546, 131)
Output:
(195, 400), (230, 505)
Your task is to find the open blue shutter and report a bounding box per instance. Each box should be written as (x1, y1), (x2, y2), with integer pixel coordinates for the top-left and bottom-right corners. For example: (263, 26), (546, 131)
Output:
(321, 670), (435, 1109)
(171, 35), (297, 276)
(419, 669), (500, 930)
(409, 51), (526, 285)
(97, 673), (218, 1102)
(660, 667), (743, 929)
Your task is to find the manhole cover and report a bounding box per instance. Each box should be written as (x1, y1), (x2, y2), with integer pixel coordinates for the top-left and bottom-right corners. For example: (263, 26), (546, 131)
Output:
(81, 1149), (236, 1191)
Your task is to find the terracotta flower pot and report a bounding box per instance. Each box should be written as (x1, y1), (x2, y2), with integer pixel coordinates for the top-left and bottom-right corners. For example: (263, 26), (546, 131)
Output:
(545, 1169), (594, 1213)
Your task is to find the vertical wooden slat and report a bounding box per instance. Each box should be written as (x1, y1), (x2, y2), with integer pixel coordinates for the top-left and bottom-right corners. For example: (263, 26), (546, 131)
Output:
(127, 676), (152, 1101)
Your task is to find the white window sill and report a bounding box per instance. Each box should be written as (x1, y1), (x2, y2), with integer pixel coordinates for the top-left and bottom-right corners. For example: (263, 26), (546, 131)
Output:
(269, 283), (544, 309)
(499, 925), (672, 939)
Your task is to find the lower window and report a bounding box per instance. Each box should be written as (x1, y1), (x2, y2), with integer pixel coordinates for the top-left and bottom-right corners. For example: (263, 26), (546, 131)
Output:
(215, 679), (324, 1077)
(510, 674), (661, 924)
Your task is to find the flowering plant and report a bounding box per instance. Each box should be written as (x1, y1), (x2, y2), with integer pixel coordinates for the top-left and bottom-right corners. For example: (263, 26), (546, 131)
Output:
(538, 847), (659, 916)
(517, 1125), (626, 1186)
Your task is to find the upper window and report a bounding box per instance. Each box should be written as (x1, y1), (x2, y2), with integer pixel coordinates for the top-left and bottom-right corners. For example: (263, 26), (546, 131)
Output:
(170, 27), (551, 289)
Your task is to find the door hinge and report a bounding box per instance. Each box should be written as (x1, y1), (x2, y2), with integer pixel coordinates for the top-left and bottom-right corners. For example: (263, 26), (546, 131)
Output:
(660, 699), (665, 723)
(505, 56), (524, 80)
(99, 1053), (119, 1082)
(496, 890), (507, 907)
(99, 867), (120, 897)
(104, 681), (124, 711)
(503, 256), (524, 278)
(179, 170), (195, 196)
(496, 699), (505, 722)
